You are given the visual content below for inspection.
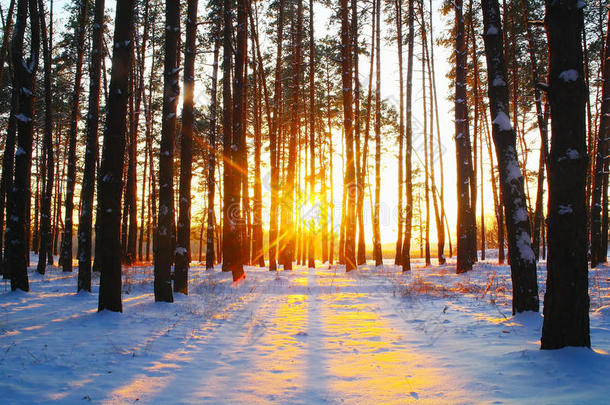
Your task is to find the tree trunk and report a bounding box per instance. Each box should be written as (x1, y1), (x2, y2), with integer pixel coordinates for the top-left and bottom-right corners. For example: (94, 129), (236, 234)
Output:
(36, 0), (53, 276)
(454, 0), (476, 273)
(59, 0), (88, 273)
(541, 0), (590, 349)
(401, 0), (414, 272)
(97, 0), (136, 311)
(268, 0), (284, 272)
(6, 0), (39, 291)
(222, 0), (246, 281)
(77, 0), (104, 291)
(372, 0), (382, 266)
(206, 13), (221, 270)
(154, 0), (179, 302)
(280, 0), (303, 271)
(481, 0), (539, 314)
(591, 8), (610, 268)
(340, 0), (356, 271)
(174, 0), (197, 294)
(308, 0), (316, 269)
(394, 0), (404, 266)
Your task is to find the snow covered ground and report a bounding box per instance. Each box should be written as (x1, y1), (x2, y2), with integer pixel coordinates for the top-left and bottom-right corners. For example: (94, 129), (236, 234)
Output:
(1, 254), (609, 404)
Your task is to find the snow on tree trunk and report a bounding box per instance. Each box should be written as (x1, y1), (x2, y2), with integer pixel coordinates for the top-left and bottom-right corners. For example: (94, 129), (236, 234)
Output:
(6, 0), (39, 291)
(481, 0), (539, 314)
(541, 0), (590, 349)
(453, 0), (476, 274)
(174, 0), (198, 294)
(77, 0), (105, 292)
(154, 0), (180, 303)
(96, 0), (136, 312)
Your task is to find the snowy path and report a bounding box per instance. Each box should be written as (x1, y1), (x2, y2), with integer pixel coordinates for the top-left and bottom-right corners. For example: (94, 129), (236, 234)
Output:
(103, 265), (467, 404)
(1, 259), (610, 403)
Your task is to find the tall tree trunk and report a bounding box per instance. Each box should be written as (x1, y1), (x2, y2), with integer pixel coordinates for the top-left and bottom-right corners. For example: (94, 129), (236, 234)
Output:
(97, 0), (136, 312)
(154, 0), (180, 302)
(280, 0), (303, 271)
(454, 0), (476, 273)
(307, 0), (316, 269)
(36, 0), (53, 276)
(352, 0), (365, 266)
(174, 0), (198, 294)
(6, 0), (39, 291)
(481, 0), (539, 314)
(222, 0), (246, 281)
(340, 0), (356, 271)
(77, 0), (104, 291)
(591, 8), (610, 268)
(59, 0), (88, 273)
(420, 2), (431, 266)
(541, 0), (590, 349)
(394, 0), (404, 266)
(138, 2), (151, 263)
(206, 13), (221, 270)
(372, 0), (382, 266)
(268, 0), (284, 272)
(401, 0), (414, 272)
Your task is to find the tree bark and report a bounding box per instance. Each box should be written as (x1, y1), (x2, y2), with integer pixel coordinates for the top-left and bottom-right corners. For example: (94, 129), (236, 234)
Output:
(6, 0), (39, 291)
(340, 0), (356, 271)
(268, 0), (284, 272)
(481, 0), (539, 314)
(373, 0), (382, 266)
(59, 0), (88, 273)
(541, 0), (590, 349)
(206, 12), (221, 270)
(591, 8), (610, 268)
(154, 0), (180, 302)
(77, 0), (104, 291)
(454, 0), (476, 273)
(97, 0), (136, 311)
(401, 0), (414, 272)
(174, 0), (198, 294)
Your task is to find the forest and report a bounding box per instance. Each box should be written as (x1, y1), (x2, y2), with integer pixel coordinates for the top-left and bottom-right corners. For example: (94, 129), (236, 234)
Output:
(0, 0), (609, 402)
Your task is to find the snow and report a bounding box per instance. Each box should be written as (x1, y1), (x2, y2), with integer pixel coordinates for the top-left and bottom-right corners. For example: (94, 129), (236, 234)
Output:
(493, 111), (512, 131)
(492, 76), (506, 87)
(14, 114), (31, 123)
(559, 69), (579, 82)
(505, 153), (522, 182)
(1, 254), (610, 403)
(513, 207), (528, 223)
(558, 204), (574, 215)
(486, 25), (499, 35)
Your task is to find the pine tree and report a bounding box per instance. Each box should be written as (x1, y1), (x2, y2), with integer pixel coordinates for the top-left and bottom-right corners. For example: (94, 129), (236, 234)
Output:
(77, 0), (105, 291)
(59, 0), (88, 273)
(481, 0), (539, 314)
(541, 0), (590, 349)
(154, 0), (180, 302)
(97, 0), (136, 312)
(6, 0), (39, 291)
(174, 0), (198, 294)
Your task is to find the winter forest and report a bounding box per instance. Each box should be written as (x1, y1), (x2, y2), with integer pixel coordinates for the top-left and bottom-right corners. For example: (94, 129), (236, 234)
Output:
(1, 0), (610, 402)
